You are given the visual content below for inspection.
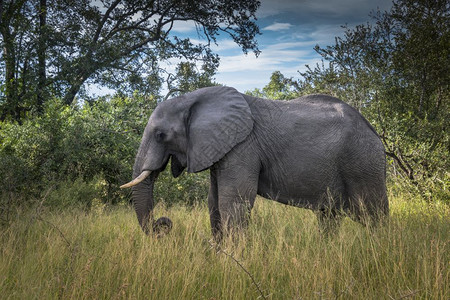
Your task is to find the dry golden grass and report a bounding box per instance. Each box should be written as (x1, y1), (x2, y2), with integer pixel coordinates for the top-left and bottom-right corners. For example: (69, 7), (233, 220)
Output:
(1, 192), (448, 299)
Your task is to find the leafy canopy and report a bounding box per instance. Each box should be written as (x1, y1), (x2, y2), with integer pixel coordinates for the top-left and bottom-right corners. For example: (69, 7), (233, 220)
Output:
(0, 0), (261, 121)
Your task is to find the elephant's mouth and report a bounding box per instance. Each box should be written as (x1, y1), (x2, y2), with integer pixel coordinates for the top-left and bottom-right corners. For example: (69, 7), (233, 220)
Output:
(120, 154), (184, 189)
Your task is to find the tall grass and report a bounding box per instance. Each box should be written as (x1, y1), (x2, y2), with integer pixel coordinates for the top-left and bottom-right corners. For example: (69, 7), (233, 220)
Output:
(1, 193), (448, 299)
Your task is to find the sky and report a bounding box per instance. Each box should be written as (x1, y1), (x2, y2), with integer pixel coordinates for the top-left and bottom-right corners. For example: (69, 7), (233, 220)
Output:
(170, 0), (394, 93)
(89, 0), (394, 96)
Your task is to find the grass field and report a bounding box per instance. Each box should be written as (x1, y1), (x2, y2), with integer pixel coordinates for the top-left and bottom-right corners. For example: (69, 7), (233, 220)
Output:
(1, 192), (448, 299)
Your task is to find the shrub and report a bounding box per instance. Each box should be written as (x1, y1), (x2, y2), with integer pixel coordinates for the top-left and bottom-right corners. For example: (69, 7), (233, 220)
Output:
(155, 168), (209, 207)
(0, 93), (210, 214)
(0, 95), (154, 206)
(44, 177), (101, 211)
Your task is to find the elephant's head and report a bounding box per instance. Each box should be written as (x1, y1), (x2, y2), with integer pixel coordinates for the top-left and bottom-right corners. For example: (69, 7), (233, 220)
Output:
(121, 86), (254, 234)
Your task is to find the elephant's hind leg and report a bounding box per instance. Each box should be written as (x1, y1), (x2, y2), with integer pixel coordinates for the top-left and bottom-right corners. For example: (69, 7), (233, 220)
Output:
(345, 179), (389, 228)
(316, 207), (343, 236)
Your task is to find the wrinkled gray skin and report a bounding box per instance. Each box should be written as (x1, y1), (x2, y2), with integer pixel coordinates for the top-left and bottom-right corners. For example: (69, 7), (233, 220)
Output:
(129, 86), (388, 238)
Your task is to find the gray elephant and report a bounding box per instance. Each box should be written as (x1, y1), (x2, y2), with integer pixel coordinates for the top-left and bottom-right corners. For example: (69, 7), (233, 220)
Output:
(121, 86), (388, 238)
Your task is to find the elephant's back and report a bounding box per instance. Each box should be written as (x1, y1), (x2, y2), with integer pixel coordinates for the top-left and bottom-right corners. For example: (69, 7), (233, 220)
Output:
(285, 94), (381, 141)
(294, 93), (343, 104)
(288, 94), (355, 119)
(245, 93), (382, 151)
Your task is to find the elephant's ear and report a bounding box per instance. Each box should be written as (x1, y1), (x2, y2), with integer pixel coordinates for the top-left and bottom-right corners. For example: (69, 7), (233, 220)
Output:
(186, 86), (254, 173)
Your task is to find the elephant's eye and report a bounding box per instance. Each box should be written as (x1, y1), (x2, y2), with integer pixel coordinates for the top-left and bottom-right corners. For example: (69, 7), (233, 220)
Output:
(155, 131), (166, 143)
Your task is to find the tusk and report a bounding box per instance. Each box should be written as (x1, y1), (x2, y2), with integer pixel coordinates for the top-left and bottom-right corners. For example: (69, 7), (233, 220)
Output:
(120, 170), (151, 189)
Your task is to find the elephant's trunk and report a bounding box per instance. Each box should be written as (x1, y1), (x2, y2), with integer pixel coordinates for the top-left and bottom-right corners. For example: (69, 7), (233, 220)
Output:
(122, 133), (173, 235)
(130, 170), (159, 234)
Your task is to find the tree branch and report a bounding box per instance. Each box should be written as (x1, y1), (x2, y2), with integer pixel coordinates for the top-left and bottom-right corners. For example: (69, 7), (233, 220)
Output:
(101, 3), (158, 43)
(92, 0), (122, 44)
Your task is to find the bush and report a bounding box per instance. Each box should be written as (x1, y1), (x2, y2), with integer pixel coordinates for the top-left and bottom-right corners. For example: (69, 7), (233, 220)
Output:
(44, 177), (101, 211)
(0, 94), (155, 207)
(0, 93), (211, 215)
(155, 168), (209, 207)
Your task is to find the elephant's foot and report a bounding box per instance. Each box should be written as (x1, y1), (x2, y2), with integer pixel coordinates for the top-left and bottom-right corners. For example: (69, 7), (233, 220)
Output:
(152, 216), (173, 236)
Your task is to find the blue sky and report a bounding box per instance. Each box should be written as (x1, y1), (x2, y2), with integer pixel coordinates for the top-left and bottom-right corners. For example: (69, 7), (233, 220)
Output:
(89, 0), (394, 96)
(170, 0), (394, 93)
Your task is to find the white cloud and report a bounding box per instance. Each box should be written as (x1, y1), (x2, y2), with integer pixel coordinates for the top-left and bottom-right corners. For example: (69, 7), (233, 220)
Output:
(265, 41), (318, 50)
(263, 22), (293, 31)
(171, 20), (198, 33)
(211, 35), (333, 92)
(217, 42), (312, 73)
(309, 24), (347, 44)
(210, 39), (241, 52)
(215, 56), (326, 93)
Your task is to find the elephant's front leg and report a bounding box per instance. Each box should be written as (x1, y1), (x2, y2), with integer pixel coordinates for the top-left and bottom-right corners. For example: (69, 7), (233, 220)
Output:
(208, 169), (222, 240)
(215, 163), (259, 235)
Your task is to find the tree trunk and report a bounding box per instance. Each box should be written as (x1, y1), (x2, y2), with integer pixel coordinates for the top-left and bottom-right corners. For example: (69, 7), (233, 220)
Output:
(36, 0), (47, 113)
(0, 0), (28, 121)
(62, 67), (92, 105)
(1, 31), (18, 121)
(63, 81), (83, 105)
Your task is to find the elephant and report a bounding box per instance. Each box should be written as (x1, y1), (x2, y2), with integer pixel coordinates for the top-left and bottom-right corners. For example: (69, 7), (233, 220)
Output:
(121, 86), (388, 238)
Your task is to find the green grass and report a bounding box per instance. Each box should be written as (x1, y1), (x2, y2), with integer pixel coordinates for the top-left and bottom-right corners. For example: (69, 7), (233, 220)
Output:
(1, 193), (448, 299)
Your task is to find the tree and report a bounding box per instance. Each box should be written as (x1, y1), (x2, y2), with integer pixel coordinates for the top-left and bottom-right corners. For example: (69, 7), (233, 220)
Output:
(0, 0), (261, 120)
(36, 0), (47, 112)
(0, 0), (36, 121)
(165, 61), (218, 96)
(246, 71), (299, 100)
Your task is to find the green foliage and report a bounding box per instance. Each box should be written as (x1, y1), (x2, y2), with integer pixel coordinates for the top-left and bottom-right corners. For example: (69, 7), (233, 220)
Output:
(246, 71), (299, 100)
(45, 177), (101, 211)
(0, 92), (211, 213)
(167, 61), (220, 95)
(0, 0), (261, 119)
(0, 94), (155, 206)
(155, 168), (209, 207)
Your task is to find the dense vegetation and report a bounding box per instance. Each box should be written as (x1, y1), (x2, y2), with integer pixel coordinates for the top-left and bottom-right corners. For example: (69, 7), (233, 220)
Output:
(0, 93), (209, 223)
(0, 0), (449, 297)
